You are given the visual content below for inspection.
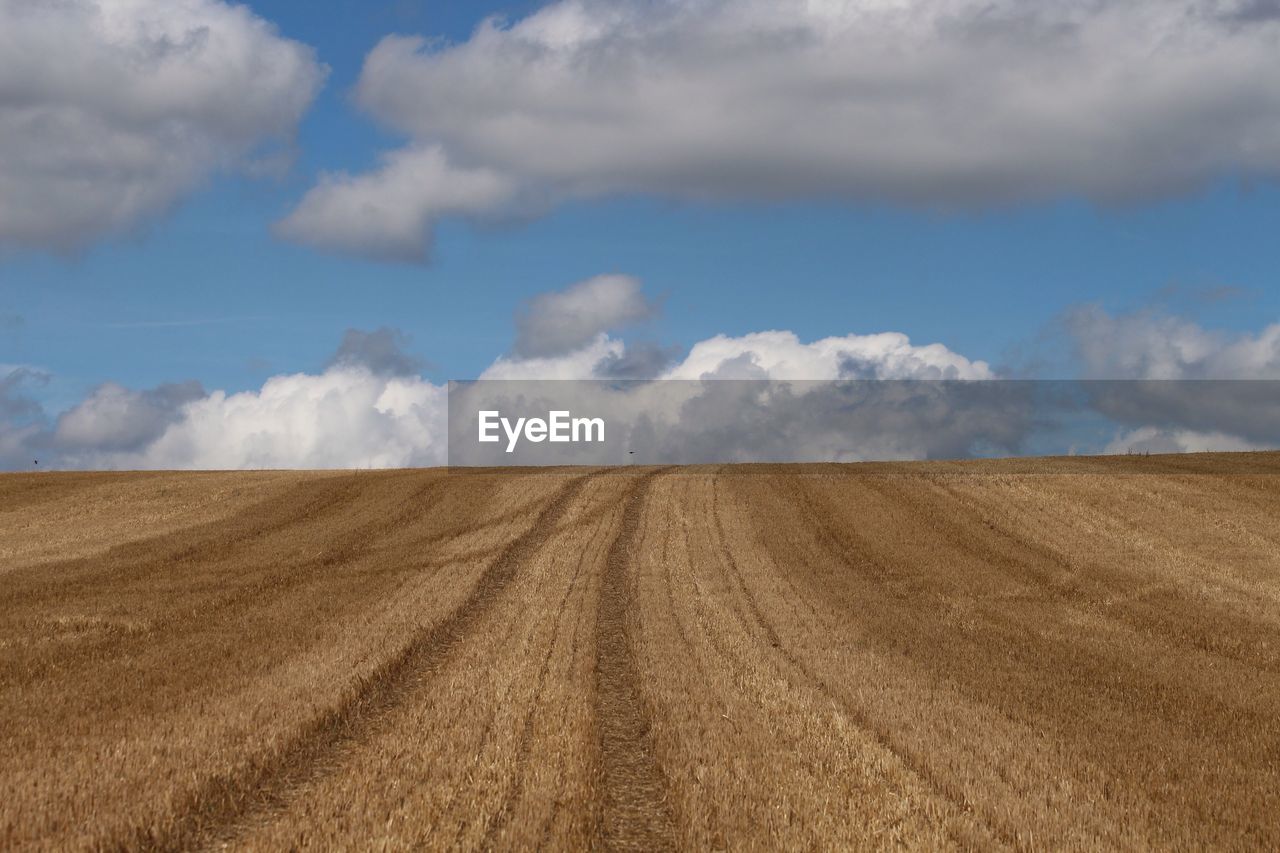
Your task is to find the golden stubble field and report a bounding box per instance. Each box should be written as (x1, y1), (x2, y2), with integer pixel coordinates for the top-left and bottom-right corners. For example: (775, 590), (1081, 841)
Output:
(2, 453), (1280, 850)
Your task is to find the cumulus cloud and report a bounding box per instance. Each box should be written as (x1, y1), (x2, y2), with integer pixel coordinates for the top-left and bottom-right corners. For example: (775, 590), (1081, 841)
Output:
(482, 328), (992, 382)
(110, 369), (446, 469)
(467, 316), (1006, 463)
(11, 292), (998, 467)
(481, 334), (624, 380)
(513, 274), (657, 358)
(594, 341), (681, 379)
(486, 279), (993, 383)
(1065, 305), (1280, 379)
(326, 327), (425, 376)
(53, 381), (205, 453)
(12, 290), (1280, 470)
(275, 145), (514, 262)
(282, 0), (1280, 260)
(0, 366), (49, 468)
(2, 328), (447, 470)
(1078, 379), (1280, 450)
(0, 0), (325, 251)
(467, 296), (1280, 464)
(664, 330), (994, 380)
(1103, 426), (1270, 455)
(0, 366), (47, 423)
(1065, 306), (1280, 450)
(451, 378), (1037, 465)
(653, 380), (1031, 463)
(52, 369), (447, 470)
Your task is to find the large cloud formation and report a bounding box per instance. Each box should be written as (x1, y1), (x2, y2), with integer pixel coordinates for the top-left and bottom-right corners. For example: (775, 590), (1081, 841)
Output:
(282, 0), (1280, 260)
(484, 275), (992, 381)
(1063, 305), (1280, 452)
(2, 329), (446, 470)
(0, 274), (995, 467)
(469, 308), (1008, 463)
(5, 287), (1280, 469)
(0, 0), (325, 251)
(37, 368), (447, 470)
(1064, 306), (1280, 450)
(483, 327), (993, 382)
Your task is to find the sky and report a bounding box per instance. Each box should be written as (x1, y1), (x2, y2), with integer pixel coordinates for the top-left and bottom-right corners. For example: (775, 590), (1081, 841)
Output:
(2, 0), (1280, 468)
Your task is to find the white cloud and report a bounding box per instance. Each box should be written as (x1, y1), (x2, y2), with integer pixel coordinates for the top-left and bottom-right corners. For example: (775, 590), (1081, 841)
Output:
(54, 380), (204, 452)
(1103, 426), (1271, 455)
(0, 365), (46, 421)
(481, 326), (991, 382)
(481, 334), (623, 380)
(0, 0), (325, 251)
(276, 145), (514, 262)
(283, 0), (1280, 259)
(1066, 305), (1280, 379)
(664, 330), (993, 380)
(14, 328), (445, 470)
(326, 326), (425, 376)
(467, 324), (1002, 462)
(13, 294), (1280, 470)
(56, 368), (448, 470)
(513, 274), (657, 358)
(0, 366), (49, 468)
(1065, 306), (1280, 450)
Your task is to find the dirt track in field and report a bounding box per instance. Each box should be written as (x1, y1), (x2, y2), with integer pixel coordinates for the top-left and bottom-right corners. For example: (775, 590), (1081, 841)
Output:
(3, 454), (1280, 850)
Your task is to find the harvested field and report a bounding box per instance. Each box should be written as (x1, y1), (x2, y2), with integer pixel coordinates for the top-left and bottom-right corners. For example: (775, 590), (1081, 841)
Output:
(2, 453), (1280, 850)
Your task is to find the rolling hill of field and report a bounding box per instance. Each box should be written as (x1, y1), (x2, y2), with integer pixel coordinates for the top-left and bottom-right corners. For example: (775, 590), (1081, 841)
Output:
(3, 454), (1280, 850)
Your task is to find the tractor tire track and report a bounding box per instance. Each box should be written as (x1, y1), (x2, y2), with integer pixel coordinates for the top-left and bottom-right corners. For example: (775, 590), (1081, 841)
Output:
(478, 494), (605, 850)
(0, 475), (363, 601)
(712, 471), (1014, 851)
(591, 468), (678, 852)
(3, 476), (455, 691)
(120, 470), (601, 853)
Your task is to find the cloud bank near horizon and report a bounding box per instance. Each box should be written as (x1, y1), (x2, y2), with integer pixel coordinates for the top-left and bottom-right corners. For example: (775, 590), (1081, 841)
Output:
(281, 0), (1280, 261)
(4, 277), (1280, 469)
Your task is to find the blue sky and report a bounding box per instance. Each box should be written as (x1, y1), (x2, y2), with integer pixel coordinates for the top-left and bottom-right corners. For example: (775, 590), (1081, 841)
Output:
(2, 0), (1279, 468)
(7, 183), (1278, 405)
